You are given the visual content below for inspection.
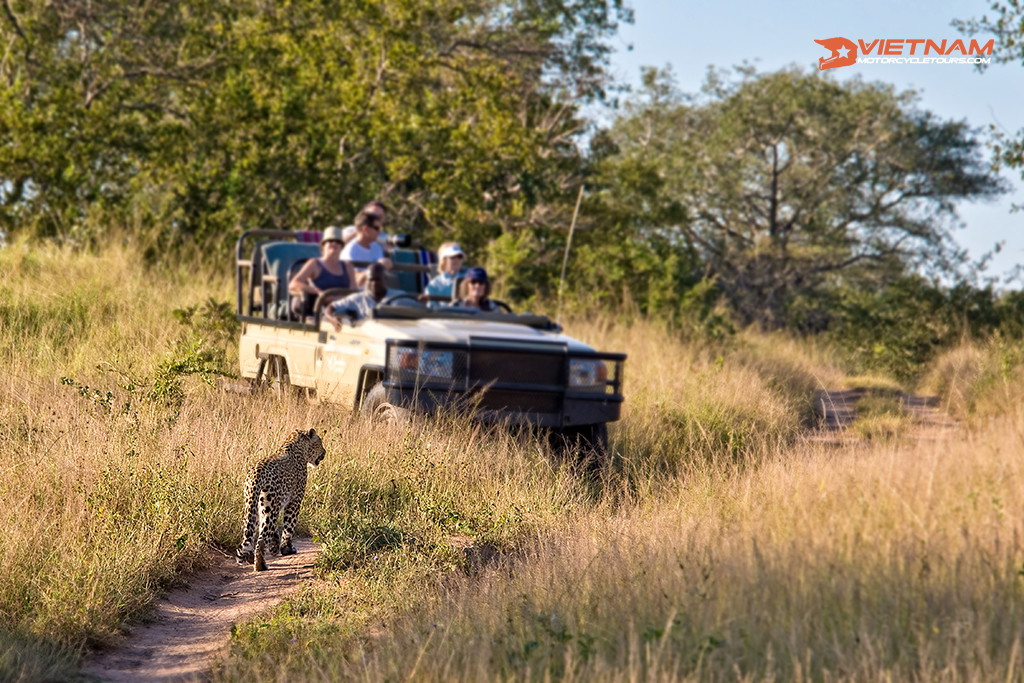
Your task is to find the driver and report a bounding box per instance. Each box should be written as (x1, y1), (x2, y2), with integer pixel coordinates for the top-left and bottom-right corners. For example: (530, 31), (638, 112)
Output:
(325, 262), (389, 328)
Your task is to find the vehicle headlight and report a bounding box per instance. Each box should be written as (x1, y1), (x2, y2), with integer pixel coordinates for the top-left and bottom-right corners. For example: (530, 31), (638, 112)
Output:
(568, 358), (608, 389)
(390, 348), (463, 382)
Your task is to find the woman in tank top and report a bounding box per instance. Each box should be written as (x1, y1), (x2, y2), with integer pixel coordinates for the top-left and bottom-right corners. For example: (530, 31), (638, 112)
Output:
(288, 226), (357, 318)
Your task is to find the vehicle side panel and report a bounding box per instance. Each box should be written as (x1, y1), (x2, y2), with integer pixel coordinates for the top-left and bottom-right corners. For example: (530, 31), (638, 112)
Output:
(239, 322), (320, 389)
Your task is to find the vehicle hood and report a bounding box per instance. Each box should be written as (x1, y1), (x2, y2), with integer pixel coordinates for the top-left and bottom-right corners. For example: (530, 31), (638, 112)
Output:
(345, 317), (597, 352)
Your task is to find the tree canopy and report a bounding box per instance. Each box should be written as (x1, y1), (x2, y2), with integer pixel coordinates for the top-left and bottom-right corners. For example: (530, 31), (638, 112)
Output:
(0, 0), (630, 254)
(587, 67), (1006, 328)
(956, 2), (1024, 183)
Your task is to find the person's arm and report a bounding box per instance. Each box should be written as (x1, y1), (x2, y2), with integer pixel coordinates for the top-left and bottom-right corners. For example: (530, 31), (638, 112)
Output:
(332, 295), (366, 321)
(374, 243), (393, 271)
(288, 259), (321, 295)
(323, 309), (344, 332)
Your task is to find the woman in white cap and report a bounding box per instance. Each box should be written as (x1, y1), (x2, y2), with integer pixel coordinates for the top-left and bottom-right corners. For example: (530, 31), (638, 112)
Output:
(288, 225), (357, 318)
(420, 241), (466, 307)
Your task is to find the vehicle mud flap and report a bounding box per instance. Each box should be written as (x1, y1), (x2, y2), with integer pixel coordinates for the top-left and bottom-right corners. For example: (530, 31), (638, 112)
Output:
(251, 356), (268, 393)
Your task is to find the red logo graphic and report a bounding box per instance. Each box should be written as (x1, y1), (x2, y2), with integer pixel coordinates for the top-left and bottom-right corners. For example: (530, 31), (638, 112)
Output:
(815, 37), (858, 70)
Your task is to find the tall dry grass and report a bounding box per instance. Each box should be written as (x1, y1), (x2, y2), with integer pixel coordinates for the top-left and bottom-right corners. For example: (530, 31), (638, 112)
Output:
(0, 239), (614, 675)
(15, 238), (1024, 680)
(0, 237), (222, 380)
(281, 412), (1024, 681)
(920, 334), (1024, 423)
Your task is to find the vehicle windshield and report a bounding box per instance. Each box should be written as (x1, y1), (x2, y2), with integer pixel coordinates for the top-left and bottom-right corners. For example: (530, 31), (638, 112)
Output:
(372, 300), (561, 331)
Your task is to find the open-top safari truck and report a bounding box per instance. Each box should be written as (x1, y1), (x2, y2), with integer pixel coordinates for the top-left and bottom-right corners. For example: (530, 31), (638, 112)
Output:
(234, 229), (626, 456)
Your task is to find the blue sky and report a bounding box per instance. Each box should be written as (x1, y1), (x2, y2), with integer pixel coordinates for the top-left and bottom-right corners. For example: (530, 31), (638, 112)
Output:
(605, 0), (1023, 285)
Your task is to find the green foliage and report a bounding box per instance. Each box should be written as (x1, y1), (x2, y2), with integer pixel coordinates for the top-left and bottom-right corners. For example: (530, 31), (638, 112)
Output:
(956, 3), (1024, 184)
(58, 376), (116, 413)
(486, 230), (554, 306)
(820, 276), (1024, 381)
(0, 0), (630, 258)
(149, 338), (232, 408)
(172, 298), (239, 351)
(592, 66), (1006, 329)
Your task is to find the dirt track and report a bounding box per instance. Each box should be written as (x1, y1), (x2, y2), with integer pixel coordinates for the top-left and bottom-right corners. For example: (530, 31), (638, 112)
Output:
(808, 388), (957, 441)
(81, 539), (320, 682)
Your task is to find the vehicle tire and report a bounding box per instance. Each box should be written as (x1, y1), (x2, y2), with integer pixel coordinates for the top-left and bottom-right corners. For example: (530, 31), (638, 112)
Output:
(360, 382), (410, 425)
(263, 355), (290, 396)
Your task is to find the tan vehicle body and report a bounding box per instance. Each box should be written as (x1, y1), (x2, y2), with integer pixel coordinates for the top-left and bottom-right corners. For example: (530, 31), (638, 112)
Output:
(240, 315), (603, 408)
(236, 230), (625, 450)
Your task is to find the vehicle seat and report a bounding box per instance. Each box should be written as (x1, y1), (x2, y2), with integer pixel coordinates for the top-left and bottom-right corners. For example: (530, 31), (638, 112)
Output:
(259, 242), (321, 320)
(391, 247), (437, 293)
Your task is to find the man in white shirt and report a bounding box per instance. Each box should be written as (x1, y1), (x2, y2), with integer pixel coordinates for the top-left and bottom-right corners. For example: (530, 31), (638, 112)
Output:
(340, 208), (393, 284)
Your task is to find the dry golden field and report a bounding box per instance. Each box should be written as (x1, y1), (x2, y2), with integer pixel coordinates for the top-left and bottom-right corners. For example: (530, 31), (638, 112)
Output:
(3, 238), (1023, 681)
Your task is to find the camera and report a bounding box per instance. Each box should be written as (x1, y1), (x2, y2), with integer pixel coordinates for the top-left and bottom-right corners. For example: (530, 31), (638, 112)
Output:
(385, 233), (412, 248)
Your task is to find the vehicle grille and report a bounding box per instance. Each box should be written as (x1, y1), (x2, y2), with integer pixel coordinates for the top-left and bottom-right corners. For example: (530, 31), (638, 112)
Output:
(469, 350), (563, 387)
(476, 389), (562, 413)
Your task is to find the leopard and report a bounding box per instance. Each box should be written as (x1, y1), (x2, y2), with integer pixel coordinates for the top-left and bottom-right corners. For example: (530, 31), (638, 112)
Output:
(235, 427), (327, 572)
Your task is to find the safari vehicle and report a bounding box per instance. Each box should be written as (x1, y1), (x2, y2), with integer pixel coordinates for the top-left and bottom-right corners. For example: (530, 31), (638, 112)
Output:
(234, 229), (626, 456)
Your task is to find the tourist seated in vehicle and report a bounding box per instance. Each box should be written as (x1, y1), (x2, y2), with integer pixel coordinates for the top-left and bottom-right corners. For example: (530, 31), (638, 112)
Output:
(341, 208), (392, 284)
(288, 226), (357, 319)
(419, 241), (466, 307)
(450, 266), (501, 312)
(324, 262), (390, 328)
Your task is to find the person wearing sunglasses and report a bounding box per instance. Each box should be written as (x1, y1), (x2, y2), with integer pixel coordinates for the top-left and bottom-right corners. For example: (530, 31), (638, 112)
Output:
(452, 266), (499, 312)
(340, 208), (393, 284)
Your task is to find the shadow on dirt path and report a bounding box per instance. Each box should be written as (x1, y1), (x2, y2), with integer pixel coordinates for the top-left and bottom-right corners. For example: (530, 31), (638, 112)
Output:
(81, 538), (321, 682)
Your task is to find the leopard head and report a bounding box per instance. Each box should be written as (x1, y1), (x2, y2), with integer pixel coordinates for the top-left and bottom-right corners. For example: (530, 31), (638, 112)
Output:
(302, 427), (326, 466)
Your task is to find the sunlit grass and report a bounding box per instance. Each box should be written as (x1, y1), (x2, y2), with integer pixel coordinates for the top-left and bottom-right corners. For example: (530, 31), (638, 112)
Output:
(852, 393), (912, 441)
(7, 240), (1024, 680)
(304, 414), (1024, 681)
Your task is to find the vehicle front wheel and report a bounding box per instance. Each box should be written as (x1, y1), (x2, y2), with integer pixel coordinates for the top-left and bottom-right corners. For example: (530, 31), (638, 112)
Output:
(360, 383), (411, 425)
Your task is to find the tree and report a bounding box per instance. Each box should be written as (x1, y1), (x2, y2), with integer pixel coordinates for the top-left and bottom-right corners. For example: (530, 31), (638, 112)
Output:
(955, 2), (1024, 180)
(591, 67), (1007, 329)
(0, 0), (631, 257)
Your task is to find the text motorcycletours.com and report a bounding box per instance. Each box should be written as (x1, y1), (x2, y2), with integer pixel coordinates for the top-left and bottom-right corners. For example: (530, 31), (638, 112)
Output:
(858, 57), (990, 64)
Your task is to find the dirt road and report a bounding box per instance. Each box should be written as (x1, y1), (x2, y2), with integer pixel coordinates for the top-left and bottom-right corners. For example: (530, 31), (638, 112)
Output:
(81, 539), (320, 682)
(810, 388), (956, 440)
